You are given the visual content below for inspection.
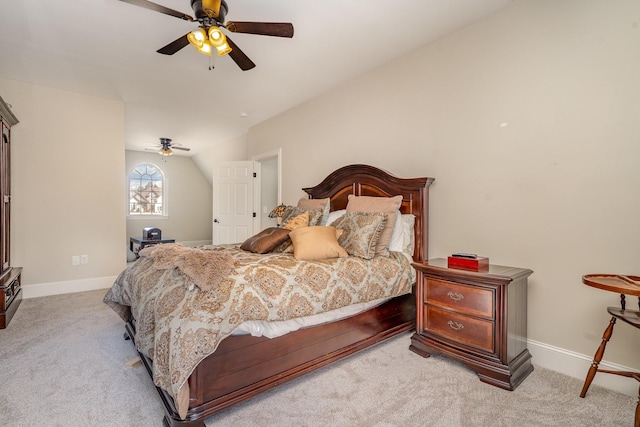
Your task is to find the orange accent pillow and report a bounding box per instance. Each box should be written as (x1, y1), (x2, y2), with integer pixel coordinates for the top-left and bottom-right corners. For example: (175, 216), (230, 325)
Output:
(282, 211), (309, 230)
(289, 226), (348, 261)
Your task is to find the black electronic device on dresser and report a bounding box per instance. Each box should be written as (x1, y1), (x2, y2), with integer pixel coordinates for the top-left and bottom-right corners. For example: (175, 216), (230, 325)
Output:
(142, 227), (161, 240)
(0, 95), (22, 329)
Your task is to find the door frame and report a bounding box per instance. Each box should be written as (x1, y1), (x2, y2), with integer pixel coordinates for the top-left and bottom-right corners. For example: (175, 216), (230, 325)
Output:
(252, 148), (282, 230)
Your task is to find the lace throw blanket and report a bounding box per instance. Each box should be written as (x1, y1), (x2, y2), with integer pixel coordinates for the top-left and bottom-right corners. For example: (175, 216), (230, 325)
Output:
(139, 243), (235, 292)
(104, 244), (414, 419)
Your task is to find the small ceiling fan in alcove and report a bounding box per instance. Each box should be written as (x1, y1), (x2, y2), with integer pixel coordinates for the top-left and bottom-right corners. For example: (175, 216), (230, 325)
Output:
(117, 0), (294, 70)
(143, 138), (191, 157)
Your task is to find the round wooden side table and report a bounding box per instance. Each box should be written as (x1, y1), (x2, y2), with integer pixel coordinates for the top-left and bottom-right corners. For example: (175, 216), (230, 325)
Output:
(580, 274), (640, 427)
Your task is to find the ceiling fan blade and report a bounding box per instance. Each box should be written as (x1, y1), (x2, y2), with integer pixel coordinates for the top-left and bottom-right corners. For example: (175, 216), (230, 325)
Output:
(171, 146), (191, 151)
(157, 34), (190, 55)
(226, 22), (294, 38)
(225, 36), (256, 71)
(118, 0), (194, 21)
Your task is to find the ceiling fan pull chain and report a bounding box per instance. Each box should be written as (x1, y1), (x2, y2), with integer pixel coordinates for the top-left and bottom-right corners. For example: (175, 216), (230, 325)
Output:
(209, 56), (214, 71)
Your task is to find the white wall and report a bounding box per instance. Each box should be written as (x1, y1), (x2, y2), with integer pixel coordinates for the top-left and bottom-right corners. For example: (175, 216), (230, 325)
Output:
(1, 77), (126, 294)
(125, 150), (213, 247)
(247, 0), (640, 386)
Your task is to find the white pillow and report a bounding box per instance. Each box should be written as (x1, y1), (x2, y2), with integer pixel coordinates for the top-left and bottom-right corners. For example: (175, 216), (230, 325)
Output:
(401, 214), (416, 256)
(326, 209), (346, 225)
(388, 210), (404, 252)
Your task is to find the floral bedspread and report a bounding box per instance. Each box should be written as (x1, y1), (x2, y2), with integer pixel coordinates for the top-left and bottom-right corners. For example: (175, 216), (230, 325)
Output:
(103, 244), (415, 419)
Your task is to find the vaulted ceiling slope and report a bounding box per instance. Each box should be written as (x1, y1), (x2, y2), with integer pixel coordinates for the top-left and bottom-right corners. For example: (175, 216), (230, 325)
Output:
(0, 0), (513, 155)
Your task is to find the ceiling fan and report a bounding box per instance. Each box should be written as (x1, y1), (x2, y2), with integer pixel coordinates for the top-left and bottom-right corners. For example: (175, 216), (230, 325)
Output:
(118, 0), (294, 70)
(152, 138), (190, 156)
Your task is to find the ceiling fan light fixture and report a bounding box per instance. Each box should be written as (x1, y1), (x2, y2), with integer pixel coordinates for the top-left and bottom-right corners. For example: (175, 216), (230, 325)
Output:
(187, 28), (207, 49)
(159, 147), (174, 156)
(197, 40), (213, 56)
(213, 41), (231, 56)
(208, 26), (232, 56)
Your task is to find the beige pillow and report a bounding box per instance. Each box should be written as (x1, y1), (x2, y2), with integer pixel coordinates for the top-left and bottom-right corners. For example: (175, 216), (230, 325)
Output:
(240, 227), (291, 254)
(282, 228), (342, 254)
(346, 194), (403, 256)
(289, 226), (348, 261)
(331, 212), (387, 259)
(282, 211), (309, 230)
(297, 197), (330, 225)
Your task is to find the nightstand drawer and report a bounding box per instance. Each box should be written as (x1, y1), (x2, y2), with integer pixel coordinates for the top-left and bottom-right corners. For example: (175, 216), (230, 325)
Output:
(426, 279), (494, 320)
(425, 305), (494, 353)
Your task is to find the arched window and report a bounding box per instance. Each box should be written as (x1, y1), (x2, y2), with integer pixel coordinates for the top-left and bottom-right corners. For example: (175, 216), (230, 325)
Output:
(129, 163), (166, 216)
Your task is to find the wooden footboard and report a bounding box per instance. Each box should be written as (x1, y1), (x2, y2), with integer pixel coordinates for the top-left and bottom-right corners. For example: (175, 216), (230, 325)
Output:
(126, 291), (415, 427)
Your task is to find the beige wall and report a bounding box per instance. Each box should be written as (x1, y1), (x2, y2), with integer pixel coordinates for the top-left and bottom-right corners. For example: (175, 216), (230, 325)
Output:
(248, 0), (640, 373)
(192, 134), (248, 185)
(126, 150), (212, 246)
(1, 77), (126, 288)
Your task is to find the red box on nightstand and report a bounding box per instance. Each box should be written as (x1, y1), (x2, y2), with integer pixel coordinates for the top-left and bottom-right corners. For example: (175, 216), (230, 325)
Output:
(447, 255), (489, 271)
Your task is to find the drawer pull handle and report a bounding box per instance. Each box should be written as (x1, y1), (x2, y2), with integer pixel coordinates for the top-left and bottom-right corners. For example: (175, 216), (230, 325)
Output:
(448, 320), (464, 331)
(447, 291), (464, 301)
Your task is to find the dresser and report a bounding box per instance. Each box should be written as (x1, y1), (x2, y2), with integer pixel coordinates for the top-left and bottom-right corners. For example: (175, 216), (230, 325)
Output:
(0, 95), (21, 329)
(410, 258), (533, 390)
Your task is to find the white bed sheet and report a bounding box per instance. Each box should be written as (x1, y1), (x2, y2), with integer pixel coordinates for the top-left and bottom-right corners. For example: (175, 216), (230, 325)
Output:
(231, 296), (391, 338)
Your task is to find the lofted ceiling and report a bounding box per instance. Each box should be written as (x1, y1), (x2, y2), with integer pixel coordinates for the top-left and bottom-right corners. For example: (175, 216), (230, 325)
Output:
(0, 0), (513, 155)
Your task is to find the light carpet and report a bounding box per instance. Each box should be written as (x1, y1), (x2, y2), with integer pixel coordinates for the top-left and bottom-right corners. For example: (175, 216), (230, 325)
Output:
(0, 289), (635, 427)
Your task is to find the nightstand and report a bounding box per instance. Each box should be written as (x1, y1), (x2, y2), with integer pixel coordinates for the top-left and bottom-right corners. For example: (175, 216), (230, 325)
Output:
(410, 258), (534, 390)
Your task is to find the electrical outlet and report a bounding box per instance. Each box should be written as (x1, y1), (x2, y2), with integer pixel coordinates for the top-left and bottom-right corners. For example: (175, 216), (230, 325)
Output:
(81, 255), (89, 265)
(72, 256), (80, 266)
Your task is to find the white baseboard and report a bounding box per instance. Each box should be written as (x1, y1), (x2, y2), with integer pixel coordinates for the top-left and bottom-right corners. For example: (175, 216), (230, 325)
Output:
(22, 276), (117, 299)
(528, 338), (637, 397)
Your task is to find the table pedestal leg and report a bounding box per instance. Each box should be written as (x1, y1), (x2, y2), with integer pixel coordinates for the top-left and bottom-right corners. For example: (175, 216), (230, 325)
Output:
(580, 316), (617, 398)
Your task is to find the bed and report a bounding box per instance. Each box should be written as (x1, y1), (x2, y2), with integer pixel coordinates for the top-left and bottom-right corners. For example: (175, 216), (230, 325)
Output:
(106, 164), (434, 427)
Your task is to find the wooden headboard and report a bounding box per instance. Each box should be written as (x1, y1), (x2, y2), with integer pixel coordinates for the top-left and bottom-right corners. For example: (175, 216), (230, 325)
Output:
(302, 164), (434, 263)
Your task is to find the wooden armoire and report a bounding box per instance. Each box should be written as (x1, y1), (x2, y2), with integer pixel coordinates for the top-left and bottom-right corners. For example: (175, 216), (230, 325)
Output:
(0, 95), (22, 329)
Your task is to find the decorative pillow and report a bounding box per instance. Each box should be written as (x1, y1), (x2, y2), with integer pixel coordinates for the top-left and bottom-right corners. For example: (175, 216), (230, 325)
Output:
(282, 211), (309, 230)
(307, 210), (323, 226)
(297, 198), (330, 225)
(281, 228), (343, 255)
(346, 195), (403, 256)
(326, 209), (346, 225)
(240, 227), (291, 254)
(289, 226), (348, 261)
(401, 214), (416, 256)
(388, 210), (404, 252)
(330, 212), (387, 259)
(281, 205), (323, 227)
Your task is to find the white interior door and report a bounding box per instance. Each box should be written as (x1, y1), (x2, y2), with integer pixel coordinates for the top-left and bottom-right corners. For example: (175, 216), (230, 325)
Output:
(212, 161), (260, 244)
